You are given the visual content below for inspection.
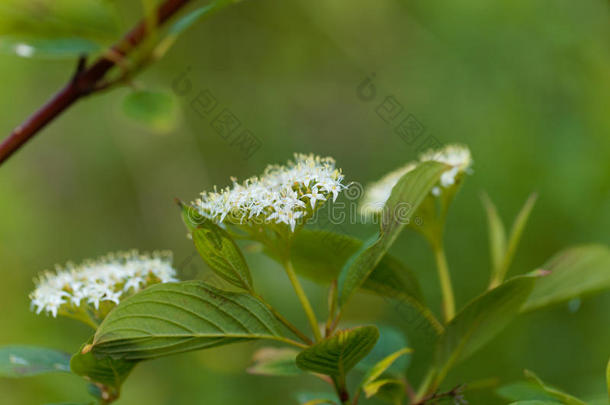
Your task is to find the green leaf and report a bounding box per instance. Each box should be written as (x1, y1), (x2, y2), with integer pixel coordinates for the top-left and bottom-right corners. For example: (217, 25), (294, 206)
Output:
(192, 217), (253, 291)
(481, 192), (507, 277)
(497, 381), (557, 402)
(508, 402), (561, 405)
(338, 162), (447, 307)
(362, 378), (405, 401)
(524, 370), (586, 405)
(247, 347), (302, 377)
(122, 90), (178, 133)
(360, 347), (413, 392)
(503, 193), (537, 273)
(296, 326), (379, 377)
(285, 229), (443, 336)
(70, 340), (136, 401)
(0, 345), (71, 377)
(91, 281), (292, 360)
(0, 0), (118, 59)
(435, 274), (538, 384)
(522, 244), (610, 312)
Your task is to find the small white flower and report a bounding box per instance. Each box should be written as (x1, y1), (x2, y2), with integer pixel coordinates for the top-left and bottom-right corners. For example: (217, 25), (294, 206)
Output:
(194, 153), (346, 232)
(304, 186), (326, 209)
(30, 250), (178, 318)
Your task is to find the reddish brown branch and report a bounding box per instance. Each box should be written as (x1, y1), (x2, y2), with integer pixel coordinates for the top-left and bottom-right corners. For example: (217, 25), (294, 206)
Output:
(0, 0), (192, 165)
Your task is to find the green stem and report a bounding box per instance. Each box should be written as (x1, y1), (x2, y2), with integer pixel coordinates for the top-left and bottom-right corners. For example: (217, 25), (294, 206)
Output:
(254, 294), (313, 345)
(283, 258), (322, 342)
(433, 242), (455, 322)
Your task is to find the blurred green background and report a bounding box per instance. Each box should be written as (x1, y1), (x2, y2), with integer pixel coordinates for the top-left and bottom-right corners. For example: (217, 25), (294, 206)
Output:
(1, 0), (609, 404)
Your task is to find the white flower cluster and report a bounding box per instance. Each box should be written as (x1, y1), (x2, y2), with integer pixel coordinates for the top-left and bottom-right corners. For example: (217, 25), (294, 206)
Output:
(194, 153), (347, 231)
(30, 250), (178, 317)
(359, 144), (472, 216)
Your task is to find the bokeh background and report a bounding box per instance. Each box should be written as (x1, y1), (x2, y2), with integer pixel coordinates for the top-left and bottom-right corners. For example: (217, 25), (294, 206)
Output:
(1, 0), (609, 404)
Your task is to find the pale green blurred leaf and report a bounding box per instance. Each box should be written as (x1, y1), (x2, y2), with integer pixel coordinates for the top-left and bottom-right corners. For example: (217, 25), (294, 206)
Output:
(0, 345), (70, 377)
(0, 0), (118, 58)
(522, 244), (610, 311)
(481, 192), (507, 276)
(247, 347), (302, 377)
(296, 326), (379, 377)
(338, 162), (447, 307)
(435, 274), (538, 384)
(503, 193), (537, 275)
(497, 381), (557, 402)
(122, 90), (178, 133)
(90, 281), (291, 360)
(524, 370), (586, 405)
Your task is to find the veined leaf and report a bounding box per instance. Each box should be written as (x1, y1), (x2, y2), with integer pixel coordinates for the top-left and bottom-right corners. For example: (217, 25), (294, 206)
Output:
(338, 162), (447, 307)
(524, 370), (586, 405)
(191, 217), (253, 292)
(522, 244), (610, 311)
(91, 281), (294, 360)
(70, 340), (136, 400)
(296, 326), (379, 377)
(0, 345), (70, 377)
(434, 274), (538, 385)
(481, 192), (507, 277)
(284, 230), (443, 336)
(247, 347), (302, 377)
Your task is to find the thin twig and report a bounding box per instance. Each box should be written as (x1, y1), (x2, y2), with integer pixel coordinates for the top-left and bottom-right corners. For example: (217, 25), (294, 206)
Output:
(0, 0), (192, 165)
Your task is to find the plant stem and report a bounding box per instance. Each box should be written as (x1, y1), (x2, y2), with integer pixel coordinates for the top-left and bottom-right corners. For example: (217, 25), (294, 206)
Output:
(0, 0), (193, 165)
(332, 375), (350, 405)
(432, 241), (455, 322)
(254, 294), (313, 345)
(283, 258), (322, 342)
